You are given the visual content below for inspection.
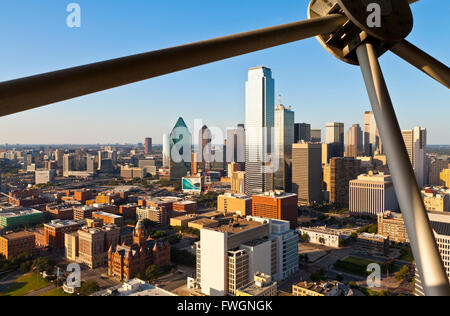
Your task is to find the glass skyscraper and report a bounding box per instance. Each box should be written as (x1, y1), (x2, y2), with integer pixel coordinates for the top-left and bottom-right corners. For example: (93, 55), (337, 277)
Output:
(274, 103), (294, 192)
(245, 66), (275, 195)
(169, 117), (191, 180)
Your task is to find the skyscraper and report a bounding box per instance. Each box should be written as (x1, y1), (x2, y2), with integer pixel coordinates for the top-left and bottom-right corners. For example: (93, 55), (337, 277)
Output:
(294, 123), (311, 143)
(344, 124), (363, 158)
(364, 111), (382, 156)
(292, 142), (322, 205)
(226, 124), (245, 166)
(402, 126), (427, 188)
(274, 102), (294, 192)
(245, 67), (275, 195)
(144, 137), (152, 155)
(311, 129), (322, 143)
(325, 122), (345, 158)
(162, 133), (170, 168)
(198, 125), (212, 171)
(323, 157), (361, 206)
(169, 117), (191, 180)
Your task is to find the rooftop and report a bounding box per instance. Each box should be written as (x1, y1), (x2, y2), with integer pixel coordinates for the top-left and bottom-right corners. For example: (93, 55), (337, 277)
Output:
(0, 208), (43, 218)
(93, 211), (122, 219)
(91, 278), (176, 297)
(0, 231), (34, 240)
(294, 281), (340, 295)
(45, 219), (79, 228)
(208, 219), (265, 235)
(255, 191), (297, 199)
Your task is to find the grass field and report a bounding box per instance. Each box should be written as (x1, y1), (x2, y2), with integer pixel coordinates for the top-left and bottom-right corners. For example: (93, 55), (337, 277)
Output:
(344, 256), (379, 266)
(40, 287), (73, 297)
(0, 273), (50, 296)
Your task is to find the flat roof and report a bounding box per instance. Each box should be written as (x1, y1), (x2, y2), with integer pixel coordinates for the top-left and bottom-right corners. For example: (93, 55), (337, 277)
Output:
(0, 231), (34, 240)
(0, 208), (42, 218)
(93, 211), (122, 219)
(45, 219), (79, 228)
(208, 220), (265, 234)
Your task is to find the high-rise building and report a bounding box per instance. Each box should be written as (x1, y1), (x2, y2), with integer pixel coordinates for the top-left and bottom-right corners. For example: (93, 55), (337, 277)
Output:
(415, 212), (450, 296)
(364, 111), (382, 156)
(169, 117), (191, 180)
(274, 103), (294, 192)
(292, 143), (322, 205)
(294, 123), (311, 143)
(441, 169), (450, 188)
(144, 137), (152, 154)
(226, 124), (246, 166)
(311, 129), (322, 143)
(195, 216), (298, 296)
(245, 67), (275, 195)
(322, 143), (331, 166)
(349, 172), (399, 216)
(323, 157), (361, 206)
(198, 125), (212, 171)
(231, 171), (246, 194)
(325, 122), (345, 157)
(402, 126), (427, 188)
(252, 191), (298, 228)
(162, 133), (170, 168)
(344, 124), (363, 158)
(428, 158), (449, 185)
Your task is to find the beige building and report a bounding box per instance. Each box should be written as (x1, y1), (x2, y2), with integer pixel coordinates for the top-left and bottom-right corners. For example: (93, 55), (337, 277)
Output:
(236, 273), (277, 296)
(136, 206), (169, 227)
(349, 172), (398, 216)
(297, 226), (341, 248)
(292, 142), (323, 205)
(344, 124), (363, 158)
(217, 193), (252, 216)
(231, 171), (246, 194)
(188, 218), (219, 230)
(323, 157), (361, 205)
(421, 187), (450, 212)
(377, 211), (409, 243)
(441, 169), (450, 188)
(292, 281), (341, 296)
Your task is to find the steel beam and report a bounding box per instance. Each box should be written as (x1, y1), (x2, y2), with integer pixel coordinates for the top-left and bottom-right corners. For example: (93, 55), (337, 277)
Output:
(356, 42), (450, 296)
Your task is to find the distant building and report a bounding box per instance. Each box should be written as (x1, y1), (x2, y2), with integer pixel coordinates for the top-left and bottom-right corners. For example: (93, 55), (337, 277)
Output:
(377, 211), (409, 244)
(0, 231), (35, 259)
(311, 129), (322, 143)
(252, 191), (298, 228)
(421, 187), (450, 212)
(349, 172), (398, 216)
(364, 111), (382, 156)
(428, 158), (448, 185)
(441, 169), (450, 188)
(231, 171), (246, 195)
(294, 123), (311, 143)
(323, 157), (361, 206)
(35, 169), (55, 185)
(136, 206), (169, 227)
(344, 124), (363, 158)
(402, 126), (427, 188)
(173, 201), (197, 214)
(169, 117), (191, 180)
(325, 122), (345, 158)
(292, 142), (322, 205)
(144, 138), (152, 155)
(226, 125), (245, 165)
(274, 103), (294, 192)
(217, 193), (252, 216)
(355, 233), (389, 256)
(119, 204), (137, 219)
(120, 165), (145, 180)
(236, 273), (277, 296)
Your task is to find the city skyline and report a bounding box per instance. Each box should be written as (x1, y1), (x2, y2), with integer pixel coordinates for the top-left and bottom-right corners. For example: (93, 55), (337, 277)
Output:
(0, 0), (448, 145)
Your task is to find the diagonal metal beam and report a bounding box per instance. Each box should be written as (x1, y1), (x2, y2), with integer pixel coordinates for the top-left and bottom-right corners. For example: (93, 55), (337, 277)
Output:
(390, 40), (450, 89)
(0, 14), (346, 118)
(356, 42), (450, 297)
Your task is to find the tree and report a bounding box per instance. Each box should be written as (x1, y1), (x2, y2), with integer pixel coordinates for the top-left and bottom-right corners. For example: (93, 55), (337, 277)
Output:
(301, 233), (309, 242)
(33, 257), (55, 274)
(395, 265), (411, 282)
(80, 281), (100, 296)
(145, 265), (159, 282)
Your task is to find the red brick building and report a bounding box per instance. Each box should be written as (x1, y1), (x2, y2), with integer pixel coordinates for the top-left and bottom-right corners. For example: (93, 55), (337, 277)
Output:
(119, 204), (137, 219)
(107, 221), (170, 281)
(0, 231), (35, 259)
(252, 192), (298, 228)
(9, 189), (44, 207)
(44, 220), (80, 249)
(173, 201), (198, 214)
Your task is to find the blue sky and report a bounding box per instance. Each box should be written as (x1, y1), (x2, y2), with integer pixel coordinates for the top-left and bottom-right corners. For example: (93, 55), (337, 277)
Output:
(0, 0), (448, 145)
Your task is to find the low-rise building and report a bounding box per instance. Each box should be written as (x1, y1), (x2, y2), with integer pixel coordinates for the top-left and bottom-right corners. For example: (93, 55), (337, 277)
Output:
(0, 208), (44, 230)
(297, 226), (341, 248)
(421, 187), (450, 212)
(136, 206), (169, 227)
(217, 193), (252, 216)
(119, 204), (137, 219)
(92, 212), (124, 227)
(236, 273), (277, 296)
(355, 233), (390, 256)
(292, 281), (341, 296)
(44, 219), (80, 249)
(173, 201), (198, 214)
(91, 278), (176, 296)
(377, 211), (409, 243)
(0, 231), (35, 259)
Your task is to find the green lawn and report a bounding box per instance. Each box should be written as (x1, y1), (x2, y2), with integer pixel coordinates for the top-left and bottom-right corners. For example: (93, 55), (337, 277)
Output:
(0, 273), (50, 296)
(40, 287), (73, 297)
(399, 248), (414, 263)
(344, 256), (378, 266)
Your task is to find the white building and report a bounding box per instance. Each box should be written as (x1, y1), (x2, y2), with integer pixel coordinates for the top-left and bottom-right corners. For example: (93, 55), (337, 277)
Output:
(402, 126), (427, 188)
(195, 216), (298, 296)
(245, 66), (275, 196)
(297, 226), (342, 248)
(349, 172), (398, 216)
(35, 169), (55, 185)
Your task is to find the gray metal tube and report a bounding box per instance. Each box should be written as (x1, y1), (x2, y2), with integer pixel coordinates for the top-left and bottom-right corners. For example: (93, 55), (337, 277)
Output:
(356, 42), (450, 296)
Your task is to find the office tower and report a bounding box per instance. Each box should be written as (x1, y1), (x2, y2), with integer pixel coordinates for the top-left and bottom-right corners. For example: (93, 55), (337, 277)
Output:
(86, 155), (95, 174)
(415, 212), (450, 296)
(344, 124), (363, 158)
(274, 102), (294, 192)
(323, 157), (361, 206)
(231, 171), (246, 194)
(325, 122), (345, 157)
(226, 124), (245, 166)
(162, 133), (170, 168)
(292, 142), (322, 205)
(63, 153), (75, 177)
(245, 66), (275, 195)
(364, 111), (382, 156)
(428, 158), (449, 185)
(402, 126), (427, 188)
(144, 137), (152, 154)
(322, 143), (332, 166)
(198, 125), (212, 171)
(55, 149), (63, 168)
(311, 129), (322, 142)
(252, 191), (298, 228)
(349, 172), (399, 216)
(294, 123), (311, 143)
(195, 216), (298, 296)
(98, 150), (116, 173)
(169, 117), (191, 180)
(191, 152), (198, 175)
(441, 169), (450, 188)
